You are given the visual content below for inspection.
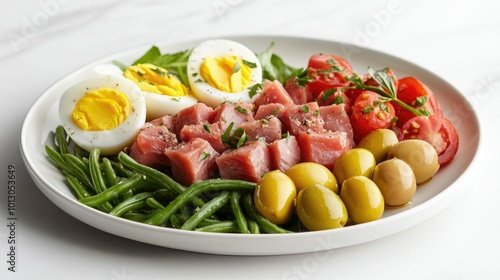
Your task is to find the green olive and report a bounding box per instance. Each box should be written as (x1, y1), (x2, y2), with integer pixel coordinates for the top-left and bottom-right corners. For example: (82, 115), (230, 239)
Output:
(357, 128), (399, 164)
(285, 162), (338, 194)
(372, 158), (416, 207)
(340, 176), (384, 224)
(387, 139), (439, 184)
(333, 148), (376, 185)
(296, 185), (348, 231)
(254, 170), (297, 225)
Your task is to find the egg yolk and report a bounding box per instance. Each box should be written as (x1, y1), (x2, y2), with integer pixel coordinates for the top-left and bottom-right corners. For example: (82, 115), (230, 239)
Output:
(199, 56), (252, 93)
(71, 88), (130, 131)
(124, 63), (189, 96)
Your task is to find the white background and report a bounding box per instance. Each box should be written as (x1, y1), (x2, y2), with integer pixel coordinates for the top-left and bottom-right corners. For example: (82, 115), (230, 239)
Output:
(1, 0), (500, 279)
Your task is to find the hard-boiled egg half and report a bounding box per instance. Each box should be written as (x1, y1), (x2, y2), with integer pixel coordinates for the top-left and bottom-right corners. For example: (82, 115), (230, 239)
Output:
(123, 63), (198, 120)
(59, 75), (146, 155)
(187, 39), (262, 108)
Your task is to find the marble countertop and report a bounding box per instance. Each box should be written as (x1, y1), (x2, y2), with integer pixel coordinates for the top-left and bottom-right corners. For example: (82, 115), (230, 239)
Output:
(1, 0), (499, 279)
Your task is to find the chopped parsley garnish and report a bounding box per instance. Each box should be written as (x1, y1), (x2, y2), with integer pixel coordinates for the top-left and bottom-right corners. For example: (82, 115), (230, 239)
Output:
(243, 60), (257, 68)
(235, 106), (250, 114)
(200, 152), (211, 161)
(247, 83), (262, 98)
(362, 106), (374, 114)
(221, 122), (248, 149)
(299, 105), (310, 113)
(294, 69), (313, 88)
(232, 61), (242, 73)
(332, 95), (344, 105)
(321, 88), (336, 103)
(415, 96), (428, 107)
(203, 124), (211, 133)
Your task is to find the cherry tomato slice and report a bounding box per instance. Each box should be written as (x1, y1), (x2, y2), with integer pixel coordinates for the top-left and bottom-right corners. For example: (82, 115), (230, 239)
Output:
(350, 91), (396, 144)
(306, 54), (353, 97)
(393, 76), (442, 128)
(398, 115), (459, 167)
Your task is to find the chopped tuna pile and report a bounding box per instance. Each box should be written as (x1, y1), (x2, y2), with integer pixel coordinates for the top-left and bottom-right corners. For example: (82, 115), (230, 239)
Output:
(128, 79), (354, 185)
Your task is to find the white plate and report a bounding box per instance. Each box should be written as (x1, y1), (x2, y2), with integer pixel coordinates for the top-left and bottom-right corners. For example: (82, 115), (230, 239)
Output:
(20, 35), (480, 256)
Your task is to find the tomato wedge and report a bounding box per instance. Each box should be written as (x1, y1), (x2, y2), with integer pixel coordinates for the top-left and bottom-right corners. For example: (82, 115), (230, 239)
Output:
(306, 54), (353, 98)
(393, 76), (442, 128)
(350, 91), (396, 144)
(398, 115), (459, 167)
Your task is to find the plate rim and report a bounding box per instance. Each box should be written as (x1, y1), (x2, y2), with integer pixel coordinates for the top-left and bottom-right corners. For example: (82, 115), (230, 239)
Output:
(19, 34), (482, 255)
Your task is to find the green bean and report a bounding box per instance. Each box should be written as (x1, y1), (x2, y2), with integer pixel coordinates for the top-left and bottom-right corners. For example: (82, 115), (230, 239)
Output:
(145, 179), (256, 226)
(45, 144), (66, 169)
(62, 153), (90, 176)
(65, 174), (91, 199)
(230, 191), (249, 234)
(117, 152), (185, 194)
(79, 173), (143, 207)
(169, 214), (182, 229)
(61, 153), (93, 190)
(55, 125), (69, 155)
(89, 148), (107, 193)
(102, 157), (117, 187)
(110, 161), (135, 178)
(247, 219), (260, 234)
(177, 205), (194, 224)
(117, 152), (207, 208)
(109, 192), (152, 217)
(242, 193), (292, 234)
(74, 144), (88, 160)
(122, 209), (160, 223)
(195, 221), (240, 233)
(121, 189), (134, 201)
(45, 145), (94, 190)
(181, 191), (230, 230)
(87, 149), (118, 211)
(196, 218), (222, 227)
(152, 188), (177, 205)
(145, 197), (164, 210)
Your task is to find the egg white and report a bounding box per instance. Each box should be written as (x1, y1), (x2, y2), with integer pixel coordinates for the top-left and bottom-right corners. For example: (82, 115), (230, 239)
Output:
(187, 39), (263, 108)
(142, 91), (198, 121)
(59, 74), (146, 155)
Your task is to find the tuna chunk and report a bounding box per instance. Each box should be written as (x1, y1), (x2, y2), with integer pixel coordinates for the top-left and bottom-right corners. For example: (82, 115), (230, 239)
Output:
(318, 104), (354, 146)
(285, 76), (314, 104)
(173, 102), (215, 134)
(179, 122), (227, 154)
(212, 102), (255, 132)
(281, 102), (324, 136)
(216, 141), (271, 182)
(268, 135), (301, 172)
(148, 114), (176, 131)
(254, 103), (285, 120)
(296, 131), (352, 169)
(237, 116), (283, 143)
(164, 138), (220, 186)
(316, 88), (351, 115)
(254, 80), (294, 109)
(129, 125), (179, 169)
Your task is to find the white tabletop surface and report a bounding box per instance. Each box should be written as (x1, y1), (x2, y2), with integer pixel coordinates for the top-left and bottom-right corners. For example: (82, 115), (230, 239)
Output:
(1, 0), (499, 279)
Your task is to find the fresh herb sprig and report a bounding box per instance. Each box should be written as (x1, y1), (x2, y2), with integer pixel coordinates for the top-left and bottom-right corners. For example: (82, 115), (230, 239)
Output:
(346, 67), (430, 116)
(256, 42), (304, 85)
